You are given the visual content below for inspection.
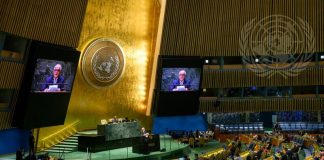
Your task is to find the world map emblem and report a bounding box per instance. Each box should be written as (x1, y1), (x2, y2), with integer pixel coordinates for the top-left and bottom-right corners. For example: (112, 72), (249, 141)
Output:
(81, 38), (125, 88)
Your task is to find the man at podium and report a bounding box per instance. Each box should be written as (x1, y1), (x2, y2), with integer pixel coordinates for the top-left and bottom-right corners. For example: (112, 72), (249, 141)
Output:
(169, 70), (191, 91)
(42, 64), (65, 92)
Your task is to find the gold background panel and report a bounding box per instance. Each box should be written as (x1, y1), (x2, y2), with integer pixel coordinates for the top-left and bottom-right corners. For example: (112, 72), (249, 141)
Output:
(36, 0), (161, 144)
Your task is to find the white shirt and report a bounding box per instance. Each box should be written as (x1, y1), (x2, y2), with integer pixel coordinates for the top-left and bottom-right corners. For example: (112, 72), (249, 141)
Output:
(180, 81), (184, 85)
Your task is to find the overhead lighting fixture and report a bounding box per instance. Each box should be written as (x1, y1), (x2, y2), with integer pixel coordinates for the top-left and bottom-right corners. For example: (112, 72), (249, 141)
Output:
(320, 55), (324, 60)
(205, 59), (209, 64)
(255, 58), (259, 62)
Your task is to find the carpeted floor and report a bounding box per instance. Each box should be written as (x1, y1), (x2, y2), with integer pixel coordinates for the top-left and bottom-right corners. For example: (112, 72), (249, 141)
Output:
(0, 137), (225, 160)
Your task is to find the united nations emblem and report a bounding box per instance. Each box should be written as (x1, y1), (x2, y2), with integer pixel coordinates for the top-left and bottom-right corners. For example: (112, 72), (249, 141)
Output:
(81, 38), (125, 88)
(239, 15), (315, 78)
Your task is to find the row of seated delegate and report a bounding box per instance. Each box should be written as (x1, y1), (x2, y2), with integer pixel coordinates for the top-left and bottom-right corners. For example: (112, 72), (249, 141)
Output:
(100, 116), (136, 124)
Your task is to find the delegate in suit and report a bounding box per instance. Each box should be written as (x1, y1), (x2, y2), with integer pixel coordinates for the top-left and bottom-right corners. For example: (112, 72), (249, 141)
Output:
(169, 70), (191, 91)
(42, 64), (65, 91)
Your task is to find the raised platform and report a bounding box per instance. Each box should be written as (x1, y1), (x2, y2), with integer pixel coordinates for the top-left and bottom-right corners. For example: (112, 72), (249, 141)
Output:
(57, 135), (189, 160)
(0, 134), (189, 160)
(0, 135), (227, 160)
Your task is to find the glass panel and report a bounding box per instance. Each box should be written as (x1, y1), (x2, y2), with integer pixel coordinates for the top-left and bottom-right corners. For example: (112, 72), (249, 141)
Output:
(319, 85), (324, 97)
(0, 89), (15, 110)
(201, 88), (218, 97)
(292, 86), (316, 97)
(243, 86), (266, 97)
(0, 32), (29, 62)
(222, 88), (242, 97)
(223, 56), (242, 69)
(267, 87), (290, 97)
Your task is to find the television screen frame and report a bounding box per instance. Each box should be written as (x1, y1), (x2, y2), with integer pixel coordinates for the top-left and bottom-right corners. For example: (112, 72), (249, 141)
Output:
(153, 56), (203, 116)
(12, 41), (80, 129)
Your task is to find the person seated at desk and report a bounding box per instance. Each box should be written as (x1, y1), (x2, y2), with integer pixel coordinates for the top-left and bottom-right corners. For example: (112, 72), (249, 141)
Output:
(112, 116), (118, 123)
(141, 127), (149, 137)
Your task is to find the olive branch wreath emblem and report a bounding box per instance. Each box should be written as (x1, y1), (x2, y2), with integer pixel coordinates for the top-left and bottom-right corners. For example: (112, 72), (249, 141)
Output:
(239, 15), (315, 78)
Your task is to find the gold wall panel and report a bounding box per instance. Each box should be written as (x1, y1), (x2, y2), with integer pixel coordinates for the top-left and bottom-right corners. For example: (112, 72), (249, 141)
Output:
(37, 0), (161, 141)
(199, 97), (324, 113)
(202, 67), (324, 88)
(160, 0), (324, 56)
(0, 0), (88, 47)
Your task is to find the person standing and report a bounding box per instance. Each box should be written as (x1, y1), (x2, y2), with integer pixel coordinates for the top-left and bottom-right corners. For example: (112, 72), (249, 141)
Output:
(28, 132), (35, 158)
(16, 147), (23, 160)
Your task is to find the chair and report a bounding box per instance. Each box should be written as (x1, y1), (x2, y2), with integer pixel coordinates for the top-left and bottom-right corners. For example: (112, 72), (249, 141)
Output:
(189, 137), (195, 148)
(228, 124), (234, 133)
(248, 124), (254, 132)
(281, 124), (288, 131)
(243, 124), (249, 133)
(239, 124), (243, 133)
(300, 123), (306, 130)
(234, 124), (239, 133)
(199, 137), (206, 147)
(306, 124), (312, 131)
(295, 123), (302, 131)
(290, 123), (297, 131)
(253, 124), (259, 133)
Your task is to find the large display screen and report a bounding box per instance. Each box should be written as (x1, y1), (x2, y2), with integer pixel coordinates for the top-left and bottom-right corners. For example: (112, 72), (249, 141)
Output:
(152, 56), (203, 116)
(12, 41), (80, 129)
(31, 59), (76, 92)
(160, 68), (201, 92)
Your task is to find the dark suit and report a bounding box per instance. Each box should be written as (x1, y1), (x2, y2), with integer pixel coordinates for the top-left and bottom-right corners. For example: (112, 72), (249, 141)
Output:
(169, 79), (191, 91)
(41, 75), (65, 91)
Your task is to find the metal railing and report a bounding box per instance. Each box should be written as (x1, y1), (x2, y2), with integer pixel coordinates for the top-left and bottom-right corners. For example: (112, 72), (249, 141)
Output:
(38, 120), (80, 151)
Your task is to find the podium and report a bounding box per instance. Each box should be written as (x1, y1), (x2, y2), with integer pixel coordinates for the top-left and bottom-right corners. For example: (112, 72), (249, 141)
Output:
(78, 135), (106, 152)
(78, 121), (160, 153)
(132, 135), (160, 154)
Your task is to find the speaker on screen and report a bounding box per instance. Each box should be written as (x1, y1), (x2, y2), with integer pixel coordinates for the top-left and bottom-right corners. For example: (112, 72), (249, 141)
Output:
(153, 56), (203, 116)
(12, 41), (80, 129)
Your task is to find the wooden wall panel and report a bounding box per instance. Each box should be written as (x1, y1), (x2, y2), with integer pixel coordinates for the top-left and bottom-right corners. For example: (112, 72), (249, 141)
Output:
(0, 0), (88, 130)
(0, 61), (25, 130)
(199, 97), (324, 113)
(0, 0), (88, 48)
(160, 0), (324, 56)
(202, 67), (324, 88)
(159, 0), (324, 113)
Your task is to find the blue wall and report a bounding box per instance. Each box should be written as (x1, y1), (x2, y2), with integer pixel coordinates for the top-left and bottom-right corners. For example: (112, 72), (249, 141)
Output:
(0, 128), (30, 155)
(153, 114), (207, 134)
